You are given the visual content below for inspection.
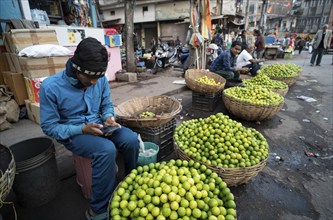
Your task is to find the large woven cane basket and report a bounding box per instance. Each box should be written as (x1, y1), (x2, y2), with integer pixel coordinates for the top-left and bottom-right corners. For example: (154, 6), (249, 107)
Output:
(115, 95), (182, 128)
(0, 144), (16, 202)
(174, 144), (267, 186)
(222, 93), (284, 121)
(185, 69), (226, 93)
(270, 87), (289, 96)
(269, 75), (298, 87)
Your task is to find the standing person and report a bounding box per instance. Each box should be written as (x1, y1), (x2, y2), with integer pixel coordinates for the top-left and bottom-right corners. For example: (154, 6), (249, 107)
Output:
(150, 37), (156, 54)
(253, 29), (265, 59)
(236, 45), (265, 76)
(39, 37), (140, 220)
(212, 29), (224, 47)
(310, 24), (332, 66)
(297, 38), (306, 54)
(236, 30), (248, 50)
(175, 36), (181, 46)
(209, 41), (249, 79)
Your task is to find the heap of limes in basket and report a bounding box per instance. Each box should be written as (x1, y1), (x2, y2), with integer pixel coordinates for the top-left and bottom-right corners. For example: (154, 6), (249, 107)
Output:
(140, 111), (156, 118)
(195, 76), (221, 86)
(109, 159), (237, 220)
(243, 73), (288, 90)
(174, 113), (269, 168)
(258, 63), (301, 78)
(224, 86), (284, 106)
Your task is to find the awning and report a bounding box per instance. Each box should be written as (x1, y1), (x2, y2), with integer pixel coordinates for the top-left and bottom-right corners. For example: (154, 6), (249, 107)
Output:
(211, 15), (225, 20)
(102, 18), (121, 26)
(228, 20), (244, 26)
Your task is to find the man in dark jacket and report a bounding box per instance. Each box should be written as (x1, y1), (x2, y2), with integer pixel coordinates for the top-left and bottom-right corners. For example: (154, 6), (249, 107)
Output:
(209, 41), (249, 79)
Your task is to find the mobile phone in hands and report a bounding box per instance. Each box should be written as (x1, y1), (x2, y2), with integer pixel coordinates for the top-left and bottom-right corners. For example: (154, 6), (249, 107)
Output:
(100, 126), (120, 134)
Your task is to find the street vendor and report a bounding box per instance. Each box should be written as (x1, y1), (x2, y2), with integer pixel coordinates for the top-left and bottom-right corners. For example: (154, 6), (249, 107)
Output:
(236, 45), (264, 76)
(39, 37), (140, 220)
(209, 41), (249, 79)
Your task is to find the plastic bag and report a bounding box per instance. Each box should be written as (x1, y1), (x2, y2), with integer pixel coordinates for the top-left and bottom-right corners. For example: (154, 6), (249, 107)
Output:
(308, 45), (313, 54)
(138, 134), (145, 153)
(18, 44), (72, 57)
(30, 9), (50, 26)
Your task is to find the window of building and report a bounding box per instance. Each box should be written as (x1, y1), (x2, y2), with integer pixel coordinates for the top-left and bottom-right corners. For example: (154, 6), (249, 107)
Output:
(322, 16), (327, 23)
(143, 6), (148, 12)
(110, 11), (115, 16)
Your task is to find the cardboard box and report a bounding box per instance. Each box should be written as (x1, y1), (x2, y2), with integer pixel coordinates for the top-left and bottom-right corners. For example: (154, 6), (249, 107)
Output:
(3, 32), (14, 53)
(2, 71), (28, 105)
(0, 53), (11, 85)
(4, 53), (22, 73)
(4, 53), (15, 72)
(25, 99), (34, 122)
(24, 77), (46, 103)
(3, 29), (59, 53)
(25, 100), (40, 124)
(31, 102), (40, 125)
(10, 53), (22, 73)
(19, 56), (68, 78)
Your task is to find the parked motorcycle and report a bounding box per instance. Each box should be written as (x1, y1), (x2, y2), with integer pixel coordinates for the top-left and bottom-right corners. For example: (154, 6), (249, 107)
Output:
(152, 43), (190, 74)
(206, 43), (221, 69)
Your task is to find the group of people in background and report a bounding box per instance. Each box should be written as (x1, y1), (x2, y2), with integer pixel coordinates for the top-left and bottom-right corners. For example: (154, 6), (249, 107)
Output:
(209, 23), (332, 80)
(209, 29), (265, 80)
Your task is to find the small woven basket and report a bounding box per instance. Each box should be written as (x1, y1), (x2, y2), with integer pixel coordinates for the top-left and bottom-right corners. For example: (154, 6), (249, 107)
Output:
(222, 93), (284, 121)
(0, 144), (16, 202)
(115, 95), (182, 128)
(174, 144), (267, 186)
(185, 69), (226, 93)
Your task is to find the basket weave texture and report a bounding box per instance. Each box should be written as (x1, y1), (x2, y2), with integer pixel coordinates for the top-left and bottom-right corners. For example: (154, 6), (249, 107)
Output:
(0, 145), (16, 202)
(174, 144), (267, 186)
(222, 92), (284, 121)
(269, 75), (298, 87)
(270, 87), (289, 96)
(115, 95), (182, 128)
(185, 69), (226, 93)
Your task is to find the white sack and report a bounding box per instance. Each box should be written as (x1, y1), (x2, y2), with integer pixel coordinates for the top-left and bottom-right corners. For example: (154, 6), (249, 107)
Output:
(18, 44), (72, 58)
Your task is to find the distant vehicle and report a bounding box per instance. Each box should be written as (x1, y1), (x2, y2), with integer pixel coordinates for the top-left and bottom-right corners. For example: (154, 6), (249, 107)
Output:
(152, 43), (190, 74)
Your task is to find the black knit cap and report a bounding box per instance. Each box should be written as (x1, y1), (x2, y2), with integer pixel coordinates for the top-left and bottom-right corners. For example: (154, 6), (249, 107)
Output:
(71, 37), (108, 77)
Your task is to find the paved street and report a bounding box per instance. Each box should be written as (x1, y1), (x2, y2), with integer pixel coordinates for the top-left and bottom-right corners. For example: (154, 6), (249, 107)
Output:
(0, 52), (332, 220)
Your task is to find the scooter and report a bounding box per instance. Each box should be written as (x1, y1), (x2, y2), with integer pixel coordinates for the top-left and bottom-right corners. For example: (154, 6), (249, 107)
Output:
(153, 43), (178, 69)
(152, 43), (190, 74)
(206, 43), (221, 69)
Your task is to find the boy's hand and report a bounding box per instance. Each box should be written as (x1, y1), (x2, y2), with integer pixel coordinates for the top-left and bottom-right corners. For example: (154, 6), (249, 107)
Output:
(82, 123), (104, 136)
(104, 116), (121, 128)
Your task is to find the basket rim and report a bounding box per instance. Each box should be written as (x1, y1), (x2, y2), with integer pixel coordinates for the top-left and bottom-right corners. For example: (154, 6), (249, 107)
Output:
(185, 69), (226, 93)
(174, 142), (268, 171)
(115, 95), (182, 120)
(222, 90), (284, 107)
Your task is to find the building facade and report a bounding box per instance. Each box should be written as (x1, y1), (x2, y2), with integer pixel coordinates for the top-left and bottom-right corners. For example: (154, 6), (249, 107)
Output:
(98, 0), (246, 48)
(99, 0), (191, 49)
(295, 0), (333, 33)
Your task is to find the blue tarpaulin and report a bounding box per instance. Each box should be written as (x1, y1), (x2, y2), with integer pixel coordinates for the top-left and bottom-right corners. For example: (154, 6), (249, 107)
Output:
(265, 36), (275, 44)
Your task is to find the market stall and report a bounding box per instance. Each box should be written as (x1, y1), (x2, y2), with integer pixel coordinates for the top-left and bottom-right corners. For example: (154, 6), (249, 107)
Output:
(47, 25), (122, 81)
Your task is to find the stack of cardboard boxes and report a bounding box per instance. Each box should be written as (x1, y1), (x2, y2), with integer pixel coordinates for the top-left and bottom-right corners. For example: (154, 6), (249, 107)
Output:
(1, 29), (69, 125)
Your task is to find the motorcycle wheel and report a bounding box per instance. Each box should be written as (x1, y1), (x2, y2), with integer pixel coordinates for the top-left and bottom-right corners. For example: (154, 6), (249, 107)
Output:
(156, 59), (163, 68)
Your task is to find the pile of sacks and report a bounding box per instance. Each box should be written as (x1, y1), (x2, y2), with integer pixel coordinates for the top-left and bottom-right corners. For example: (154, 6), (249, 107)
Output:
(0, 85), (20, 131)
